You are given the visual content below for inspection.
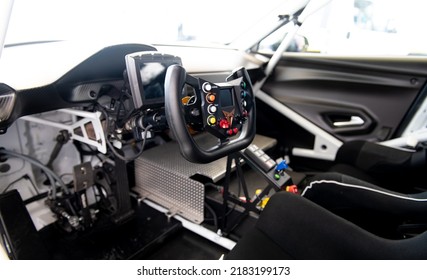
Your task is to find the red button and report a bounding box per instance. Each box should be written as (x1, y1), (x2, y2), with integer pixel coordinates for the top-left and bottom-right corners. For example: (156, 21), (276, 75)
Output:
(285, 185), (298, 194)
(233, 128), (239, 134)
(227, 129), (233, 136)
(219, 119), (229, 129)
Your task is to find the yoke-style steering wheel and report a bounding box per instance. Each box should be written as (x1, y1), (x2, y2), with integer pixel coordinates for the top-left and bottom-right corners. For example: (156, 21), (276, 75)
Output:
(164, 65), (256, 163)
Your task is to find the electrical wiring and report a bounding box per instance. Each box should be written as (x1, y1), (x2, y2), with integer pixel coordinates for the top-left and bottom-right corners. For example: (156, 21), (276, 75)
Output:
(59, 173), (74, 186)
(204, 182), (240, 221)
(0, 149), (69, 196)
(97, 104), (152, 162)
(116, 88), (135, 128)
(3, 176), (21, 194)
(59, 173), (73, 179)
(3, 174), (40, 195)
(0, 149), (78, 216)
(204, 201), (218, 230)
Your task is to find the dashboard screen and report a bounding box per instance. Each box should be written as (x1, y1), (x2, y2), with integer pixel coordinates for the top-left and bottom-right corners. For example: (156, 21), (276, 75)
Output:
(139, 62), (167, 102)
(219, 88), (234, 107)
(125, 52), (182, 109)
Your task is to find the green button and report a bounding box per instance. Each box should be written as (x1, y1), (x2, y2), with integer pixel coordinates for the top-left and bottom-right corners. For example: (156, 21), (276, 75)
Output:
(274, 174), (280, 180)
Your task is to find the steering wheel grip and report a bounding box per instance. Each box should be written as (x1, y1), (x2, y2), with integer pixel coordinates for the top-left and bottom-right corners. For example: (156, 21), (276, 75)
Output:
(165, 65), (256, 163)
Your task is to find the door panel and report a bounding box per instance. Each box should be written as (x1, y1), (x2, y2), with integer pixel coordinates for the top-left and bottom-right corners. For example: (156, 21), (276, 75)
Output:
(260, 55), (427, 144)
(254, 54), (427, 167)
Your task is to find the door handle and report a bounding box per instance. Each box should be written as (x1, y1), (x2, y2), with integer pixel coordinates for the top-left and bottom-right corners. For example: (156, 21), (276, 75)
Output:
(333, 116), (365, 127)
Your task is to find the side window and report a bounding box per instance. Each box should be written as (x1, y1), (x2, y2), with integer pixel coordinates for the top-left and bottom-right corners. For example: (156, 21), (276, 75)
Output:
(257, 25), (308, 53)
(257, 0), (427, 56)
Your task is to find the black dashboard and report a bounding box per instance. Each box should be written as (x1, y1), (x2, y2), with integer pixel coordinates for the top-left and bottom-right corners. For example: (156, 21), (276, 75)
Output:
(0, 41), (265, 132)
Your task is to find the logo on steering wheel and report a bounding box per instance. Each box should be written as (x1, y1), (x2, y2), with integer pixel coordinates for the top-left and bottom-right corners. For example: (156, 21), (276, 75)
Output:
(222, 109), (235, 125)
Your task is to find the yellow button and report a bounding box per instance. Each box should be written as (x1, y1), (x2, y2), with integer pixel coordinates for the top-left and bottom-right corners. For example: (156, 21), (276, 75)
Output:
(208, 116), (216, 125)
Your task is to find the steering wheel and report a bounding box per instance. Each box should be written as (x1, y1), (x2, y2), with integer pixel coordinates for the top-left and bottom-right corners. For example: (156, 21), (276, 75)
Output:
(165, 65), (256, 163)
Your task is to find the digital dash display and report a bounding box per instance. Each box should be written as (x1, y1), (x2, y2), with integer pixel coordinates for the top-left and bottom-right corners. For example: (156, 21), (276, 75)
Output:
(219, 88), (233, 107)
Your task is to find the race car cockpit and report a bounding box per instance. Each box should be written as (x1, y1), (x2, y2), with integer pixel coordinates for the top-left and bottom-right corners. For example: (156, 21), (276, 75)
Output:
(1, 0), (427, 262)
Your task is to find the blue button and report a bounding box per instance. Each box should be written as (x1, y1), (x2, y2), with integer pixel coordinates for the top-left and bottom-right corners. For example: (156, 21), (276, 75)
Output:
(275, 160), (289, 172)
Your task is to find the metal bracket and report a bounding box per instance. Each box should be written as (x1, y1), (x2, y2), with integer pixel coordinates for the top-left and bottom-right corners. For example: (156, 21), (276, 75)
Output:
(73, 162), (94, 192)
(20, 109), (107, 153)
(381, 128), (427, 149)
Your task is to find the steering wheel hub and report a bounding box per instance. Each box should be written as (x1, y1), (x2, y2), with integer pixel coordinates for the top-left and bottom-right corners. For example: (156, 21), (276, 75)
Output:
(165, 65), (256, 163)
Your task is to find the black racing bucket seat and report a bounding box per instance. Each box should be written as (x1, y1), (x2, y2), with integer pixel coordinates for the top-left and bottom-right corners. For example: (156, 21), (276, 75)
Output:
(227, 175), (427, 259)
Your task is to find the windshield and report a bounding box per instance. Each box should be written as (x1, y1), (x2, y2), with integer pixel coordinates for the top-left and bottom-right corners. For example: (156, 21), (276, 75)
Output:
(5, 0), (288, 46)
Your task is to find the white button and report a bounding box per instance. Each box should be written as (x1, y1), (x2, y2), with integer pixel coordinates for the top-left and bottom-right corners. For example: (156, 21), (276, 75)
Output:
(202, 82), (212, 93)
(208, 105), (217, 113)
